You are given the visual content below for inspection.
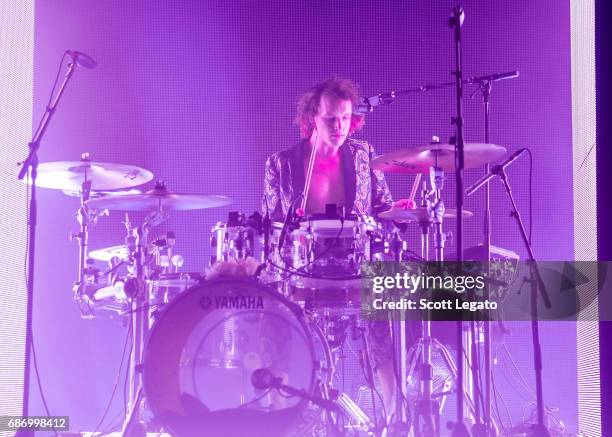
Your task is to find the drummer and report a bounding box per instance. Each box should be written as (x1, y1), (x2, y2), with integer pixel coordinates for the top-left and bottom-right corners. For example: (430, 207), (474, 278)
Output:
(261, 76), (414, 420)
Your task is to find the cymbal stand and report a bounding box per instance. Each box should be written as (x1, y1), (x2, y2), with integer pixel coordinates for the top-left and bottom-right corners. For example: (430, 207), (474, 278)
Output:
(71, 154), (107, 316)
(411, 165), (479, 437)
(411, 165), (448, 437)
(430, 166), (446, 263)
(389, 231), (410, 432)
(411, 176), (439, 437)
(123, 215), (152, 436)
(72, 173), (92, 296)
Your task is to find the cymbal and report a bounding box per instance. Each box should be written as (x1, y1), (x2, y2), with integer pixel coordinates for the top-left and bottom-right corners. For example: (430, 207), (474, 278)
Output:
(379, 206), (473, 223)
(371, 143), (506, 174)
(62, 188), (143, 198)
(88, 245), (129, 262)
(85, 185), (233, 211)
(33, 161), (154, 191)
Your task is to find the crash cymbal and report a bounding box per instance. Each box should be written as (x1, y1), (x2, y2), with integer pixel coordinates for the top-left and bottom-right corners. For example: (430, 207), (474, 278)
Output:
(62, 188), (143, 198)
(371, 143), (506, 174)
(88, 245), (129, 262)
(85, 184), (233, 211)
(34, 161), (153, 191)
(379, 206), (473, 223)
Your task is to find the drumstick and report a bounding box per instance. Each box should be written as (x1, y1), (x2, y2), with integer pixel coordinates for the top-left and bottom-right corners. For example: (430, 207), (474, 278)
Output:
(408, 173), (422, 205)
(300, 134), (318, 213)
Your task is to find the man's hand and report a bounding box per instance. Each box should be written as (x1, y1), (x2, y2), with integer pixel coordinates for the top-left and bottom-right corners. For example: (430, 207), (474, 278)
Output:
(392, 198), (417, 210)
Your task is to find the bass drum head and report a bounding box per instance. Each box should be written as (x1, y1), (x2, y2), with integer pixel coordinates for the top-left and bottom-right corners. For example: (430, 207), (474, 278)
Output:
(143, 278), (325, 437)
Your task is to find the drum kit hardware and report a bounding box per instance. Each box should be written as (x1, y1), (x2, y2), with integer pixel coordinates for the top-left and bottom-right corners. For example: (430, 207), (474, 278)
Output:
(86, 181), (233, 212)
(370, 143), (506, 175)
(23, 128), (511, 436)
(379, 207), (473, 224)
(14, 6), (561, 434)
(34, 159), (154, 191)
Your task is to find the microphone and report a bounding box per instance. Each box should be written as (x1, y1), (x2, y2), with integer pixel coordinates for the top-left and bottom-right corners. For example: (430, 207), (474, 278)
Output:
(251, 368), (282, 390)
(251, 368), (340, 412)
(65, 50), (97, 69)
(353, 92), (396, 115)
(353, 102), (372, 115)
(466, 148), (528, 197)
(448, 6), (465, 28)
(467, 71), (519, 84)
(277, 204), (294, 252)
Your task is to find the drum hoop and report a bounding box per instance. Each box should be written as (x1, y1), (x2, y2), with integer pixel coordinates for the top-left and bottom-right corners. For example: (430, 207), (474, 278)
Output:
(142, 277), (324, 425)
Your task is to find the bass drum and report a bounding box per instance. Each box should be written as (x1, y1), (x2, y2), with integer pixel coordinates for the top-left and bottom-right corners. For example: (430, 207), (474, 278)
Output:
(142, 278), (332, 437)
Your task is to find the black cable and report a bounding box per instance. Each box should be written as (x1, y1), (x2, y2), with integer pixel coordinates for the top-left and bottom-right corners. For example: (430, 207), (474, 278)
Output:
(460, 340), (488, 418)
(469, 320), (487, 424)
(277, 386), (297, 399)
(30, 340), (59, 437)
(356, 332), (387, 428)
(489, 380), (506, 434)
(501, 343), (537, 400)
(387, 319), (410, 423)
(491, 365), (513, 432)
(91, 323), (133, 435)
(238, 388), (273, 409)
(496, 347), (534, 404)
(122, 335), (132, 425)
(276, 194), (305, 256)
(45, 54), (69, 117)
(29, 52), (67, 142)
(352, 326), (379, 428)
(93, 409), (125, 437)
(24, 168), (29, 291)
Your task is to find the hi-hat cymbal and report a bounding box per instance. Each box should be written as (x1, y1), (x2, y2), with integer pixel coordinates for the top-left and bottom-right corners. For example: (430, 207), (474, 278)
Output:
(371, 143), (506, 174)
(379, 206), (473, 224)
(85, 185), (233, 211)
(88, 245), (129, 262)
(33, 161), (154, 191)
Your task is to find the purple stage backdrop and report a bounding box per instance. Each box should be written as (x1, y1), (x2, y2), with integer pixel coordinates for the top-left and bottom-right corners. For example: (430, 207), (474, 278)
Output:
(28, 0), (581, 433)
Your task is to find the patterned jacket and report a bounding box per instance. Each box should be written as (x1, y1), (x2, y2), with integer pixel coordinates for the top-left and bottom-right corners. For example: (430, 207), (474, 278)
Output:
(261, 138), (393, 220)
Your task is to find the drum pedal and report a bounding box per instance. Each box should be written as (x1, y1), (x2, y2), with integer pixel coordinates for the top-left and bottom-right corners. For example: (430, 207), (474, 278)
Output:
(334, 391), (375, 432)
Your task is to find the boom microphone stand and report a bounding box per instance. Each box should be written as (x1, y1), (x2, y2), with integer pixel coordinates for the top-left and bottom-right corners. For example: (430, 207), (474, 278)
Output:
(448, 6), (472, 437)
(468, 161), (552, 437)
(469, 71), (519, 437)
(16, 51), (93, 437)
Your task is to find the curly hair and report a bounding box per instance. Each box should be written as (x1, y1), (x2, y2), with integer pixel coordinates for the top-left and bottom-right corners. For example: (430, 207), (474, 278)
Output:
(294, 76), (365, 139)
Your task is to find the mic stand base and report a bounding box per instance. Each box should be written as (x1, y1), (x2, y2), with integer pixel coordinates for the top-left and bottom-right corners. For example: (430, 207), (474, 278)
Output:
(529, 423), (552, 437)
(449, 421), (473, 437)
(498, 169), (551, 437)
(471, 422), (497, 437)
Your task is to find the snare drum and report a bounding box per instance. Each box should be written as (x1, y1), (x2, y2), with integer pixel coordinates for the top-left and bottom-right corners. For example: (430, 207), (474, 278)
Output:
(142, 278), (332, 437)
(266, 215), (383, 310)
(292, 215), (380, 275)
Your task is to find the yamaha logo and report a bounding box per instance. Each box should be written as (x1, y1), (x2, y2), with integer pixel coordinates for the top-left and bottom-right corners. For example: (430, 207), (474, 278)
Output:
(199, 296), (213, 309)
(200, 294), (265, 310)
